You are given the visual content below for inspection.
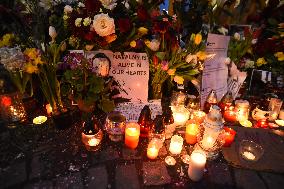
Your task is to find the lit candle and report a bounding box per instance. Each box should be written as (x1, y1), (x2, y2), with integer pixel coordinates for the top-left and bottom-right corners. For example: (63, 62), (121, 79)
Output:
(191, 110), (206, 124)
(46, 104), (53, 116)
(188, 150), (207, 181)
(255, 118), (268, 128)
(88, 138), (100, 147)
(33, 116), (47, 125)
(242, 151), (256, 160)
(275, 120), (284, 127)
(147, 146), (159, 159)
(239, 119), (252, 127)
(201, 136), (215, 149)
(279, 110), (284, 120)
(223, 106), (236, 122)
(125, 123), (140, 149)
(223, 127), (236, 147)
(185, 123), (199, 145)
(172, 106), (190, 126)
(235, 100), (250, 121)
(169, 135), (183, 155)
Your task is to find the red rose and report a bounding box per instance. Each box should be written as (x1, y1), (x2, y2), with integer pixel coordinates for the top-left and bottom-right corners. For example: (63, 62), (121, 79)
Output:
(117, 18), (132, 33)
(137, 6), (149, 22)
(1, 96), (12, 107)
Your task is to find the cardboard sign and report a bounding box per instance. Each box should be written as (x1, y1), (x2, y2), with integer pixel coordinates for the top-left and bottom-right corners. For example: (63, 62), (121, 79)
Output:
(85, 50), (149, 103)
(115, 100), (162, 122)
(227, 62), (247, 99)
(201, 34), (230, 108)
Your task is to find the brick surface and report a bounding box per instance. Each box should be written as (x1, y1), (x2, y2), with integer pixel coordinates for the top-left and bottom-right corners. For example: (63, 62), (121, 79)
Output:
(86, 166), (108, 189)
(54, 172), (83, 189)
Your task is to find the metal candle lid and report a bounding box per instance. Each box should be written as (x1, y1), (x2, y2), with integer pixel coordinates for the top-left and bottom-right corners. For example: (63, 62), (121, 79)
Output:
(203, 105), (224, 130)
(206, 90), (217, 103)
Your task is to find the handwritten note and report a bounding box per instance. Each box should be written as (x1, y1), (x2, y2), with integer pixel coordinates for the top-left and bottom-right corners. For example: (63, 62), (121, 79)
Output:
(115, 100), (162, 122)
(201, 34), (230, 108)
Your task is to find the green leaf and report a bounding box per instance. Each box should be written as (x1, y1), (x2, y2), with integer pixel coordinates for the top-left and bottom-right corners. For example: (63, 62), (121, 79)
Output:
(90, 77), (104, 93)
(155, 52), (166, 60)
(100, 98), (115, 113)
(76, 84), (84, 92)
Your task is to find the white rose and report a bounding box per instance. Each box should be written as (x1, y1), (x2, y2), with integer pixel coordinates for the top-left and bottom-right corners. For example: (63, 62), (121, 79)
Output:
(245, 59), (255, 69)
(148, 39), (160, 51)
(251, 39), (257, 44)
(83, 17), (91, 26)
(78, 2), (85, 7)
(234, 33), (241, 40)
(75, 18), (82, 27)
(92, 13), (115, 37)
(49, 26), (57, 41)
(64, 5), (73, 14)
(99, 0), (117, 10)
(218, 27), (228, 35)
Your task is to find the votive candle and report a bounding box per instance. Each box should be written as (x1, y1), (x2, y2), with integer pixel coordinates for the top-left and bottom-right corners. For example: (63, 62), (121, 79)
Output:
(125, 123), (140, 149)
(185, 123), (199, 145)
(223, 127), (236, 147)
(147, 146), (159, 159)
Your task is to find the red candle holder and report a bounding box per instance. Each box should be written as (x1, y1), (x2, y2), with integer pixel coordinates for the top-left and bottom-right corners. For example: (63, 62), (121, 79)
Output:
(223, 106), (237, 122)
(223, 127), (236, 147)
(255, 118), (269, 129)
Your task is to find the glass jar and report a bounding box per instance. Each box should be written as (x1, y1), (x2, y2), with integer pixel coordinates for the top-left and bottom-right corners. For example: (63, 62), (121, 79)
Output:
(235, 100), (250, 121)
(82, 116), (103, 151)
(0, 92), (26, 126)
(104, 111), (126, 142)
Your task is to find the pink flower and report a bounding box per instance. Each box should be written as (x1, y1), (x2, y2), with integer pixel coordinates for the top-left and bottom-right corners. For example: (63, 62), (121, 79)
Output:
(161, 60), (169, 71)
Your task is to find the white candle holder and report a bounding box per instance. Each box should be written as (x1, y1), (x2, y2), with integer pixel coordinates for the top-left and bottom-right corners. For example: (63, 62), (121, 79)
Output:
(188, 150), (207, 181)
(169, 135), (183, 155)
(171, 105), (190, 127)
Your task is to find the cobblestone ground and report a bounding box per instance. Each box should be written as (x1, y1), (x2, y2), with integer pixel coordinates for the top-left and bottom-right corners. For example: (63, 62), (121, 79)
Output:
(0, 120), (284, 189)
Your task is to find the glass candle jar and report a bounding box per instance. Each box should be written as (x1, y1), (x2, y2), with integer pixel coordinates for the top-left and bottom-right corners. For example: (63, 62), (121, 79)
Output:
(169, 135), (184, 155)
(171, 105), (190, 127)
(125, 122), (140, 149)
(235, 100), (250, 121)
(105, 111), (126, 142)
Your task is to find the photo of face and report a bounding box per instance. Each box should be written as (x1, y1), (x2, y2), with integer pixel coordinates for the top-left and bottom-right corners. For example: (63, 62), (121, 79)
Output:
(92, 53), (111, 77)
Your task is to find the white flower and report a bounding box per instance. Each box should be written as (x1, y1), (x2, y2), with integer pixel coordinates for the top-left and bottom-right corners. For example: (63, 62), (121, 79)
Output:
(234, 33), (241, 40)
(185, 54), (197, 64)
(83, 17), (92, 26)
(245, 59), (255, 69)
(234, 0), (240, 8)
(78, 2), (85, 7)
(147, 39), (160, 51)
(64, 5), (73, 14)
(91, 13), (115, 37)
(252, 39), (257, 44)
(224, 57), (231, 65)
(122, 0), (129, 9)
(99, 0), (117, 10)
(218, 27), (228, 35)
(49, 26), (57, 41)
(75, 18), (82, 27)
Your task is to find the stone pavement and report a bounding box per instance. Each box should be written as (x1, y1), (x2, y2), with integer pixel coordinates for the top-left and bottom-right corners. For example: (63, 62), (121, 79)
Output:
(0, 121), (284, 189)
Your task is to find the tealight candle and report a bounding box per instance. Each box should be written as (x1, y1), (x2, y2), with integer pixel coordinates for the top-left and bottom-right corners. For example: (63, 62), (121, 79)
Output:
(188, 150), (207, 181)
(147, 146), (159, 160)
(223, 106), (236, 122)
(125, 122), (140, 149)
(223, 127), (236, 147)
(33, 116), (47, 125)
(185, 123), (199, 145)
(169, 135), (183, 155)
(242, 151), (256, 160)
(172, 106), (190, 126)
(88, 138), (100, 146)
(165, 156), (176, 166)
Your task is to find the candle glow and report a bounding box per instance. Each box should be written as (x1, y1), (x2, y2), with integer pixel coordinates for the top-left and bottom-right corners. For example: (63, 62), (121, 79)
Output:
(242, 151), (256, 160)
(188, 150), (207, 181)
(88, 138), (100, 146)
(169, 135), (183, 155)
(147, 146), (159, 159)
(201, 136), (215, 149)
(33, 116), (47, 125)
(185, 123), (199, 145)
(125, 123), (140, 149)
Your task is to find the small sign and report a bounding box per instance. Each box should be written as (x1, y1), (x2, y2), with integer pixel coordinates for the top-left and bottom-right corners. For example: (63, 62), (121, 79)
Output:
(115, 100), (162, 122)
(227, 62), (247, 99)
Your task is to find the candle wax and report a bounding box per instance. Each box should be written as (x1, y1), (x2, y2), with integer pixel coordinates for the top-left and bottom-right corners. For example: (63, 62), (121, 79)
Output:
(185, 124), (198, 145)
(33, 116), (47, 125)
(147, 146), (159, 159)
(88, 138), (100, 146)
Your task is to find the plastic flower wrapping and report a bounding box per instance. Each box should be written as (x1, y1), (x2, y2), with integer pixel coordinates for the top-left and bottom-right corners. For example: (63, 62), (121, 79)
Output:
(0, 47), (25, 71)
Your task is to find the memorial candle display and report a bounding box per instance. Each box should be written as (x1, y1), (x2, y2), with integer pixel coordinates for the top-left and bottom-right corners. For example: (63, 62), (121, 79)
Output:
(185, 122), (199, 145)
(188, 150), (207, 181)
(235, 100), (250, 121)
(169, 135), (183, 155)
(223, 127), (236, 147)
(147, 140), (159, 160)
(125, 122), (140, 149)
(190, 110), (206, 124)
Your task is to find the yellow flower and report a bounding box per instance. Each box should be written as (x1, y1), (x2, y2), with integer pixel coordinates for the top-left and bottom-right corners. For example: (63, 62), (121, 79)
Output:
(34, 57), (44, 65)
(25, 62), (39, 74)
(24, 48), (38, 60)
(174, 75), (184, 85)
(274, 52), (284, 61)
(138, 27), (148, 36)
(194, 33), (202, 45)
(105, 34), (117, 43)
(144, 40), (150, 47)
(0, 33), (15, 47)
(167, 69), (176, 76)
(196, 51), (207, 61)
(130, 41), (136, 48)
(256, 57), (267, 67)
